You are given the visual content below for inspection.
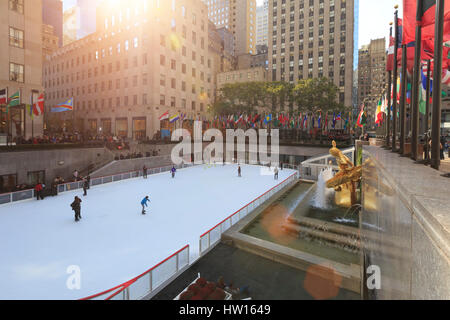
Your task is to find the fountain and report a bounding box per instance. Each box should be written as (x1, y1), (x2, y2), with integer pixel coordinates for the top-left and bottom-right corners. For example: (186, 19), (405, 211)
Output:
(313, 167), (335, 209)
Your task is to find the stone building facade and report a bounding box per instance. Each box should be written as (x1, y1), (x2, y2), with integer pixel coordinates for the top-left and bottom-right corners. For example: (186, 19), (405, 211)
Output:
(44, 0), (216, 139)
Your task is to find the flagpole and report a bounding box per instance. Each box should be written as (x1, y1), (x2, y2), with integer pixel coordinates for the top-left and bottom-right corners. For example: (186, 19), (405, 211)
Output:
(399, 43), (408, 155)
(431, 0), (445, 170)
(411, 8), (422, 160)
(392, 6), (400, 152)
(424, 59), (431, 161)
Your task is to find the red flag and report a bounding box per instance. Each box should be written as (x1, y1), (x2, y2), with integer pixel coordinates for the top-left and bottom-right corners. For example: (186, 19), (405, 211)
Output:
(33, 93), (44, 116)
(403, 0), (417, 46)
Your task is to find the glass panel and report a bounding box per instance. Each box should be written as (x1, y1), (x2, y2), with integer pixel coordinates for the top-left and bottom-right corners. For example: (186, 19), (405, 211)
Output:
(66, 182), (79, 191)
(58, 185), (66, 193)
(122, 173), (131, 180)
(113, 174), (122, 182)
(200, 235), (209, 254)
(151, 256), (177, 289)
(12, 190), (33, 201)
(0, 193), (11, 205)
(178, 248), (189, 269)
(210, 226), (221, 245)
(103, 176), (113, 184)
(129, 273), (151, 300)
(91, 178), (102, 186)
(231, 213), (239, 226)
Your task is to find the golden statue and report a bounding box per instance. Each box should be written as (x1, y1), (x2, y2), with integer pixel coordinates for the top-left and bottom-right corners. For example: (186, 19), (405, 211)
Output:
(326, 141), (362, 208)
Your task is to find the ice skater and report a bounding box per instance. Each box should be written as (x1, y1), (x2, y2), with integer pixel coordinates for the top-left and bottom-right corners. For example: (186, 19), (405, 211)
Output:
(34, 182), (44, 200)
(274, 167), (279, 180)
(71, 196), (82, 222)
(143, 165), (148, 179)
(171, 166), (177, 178)
(238, 166), (241, 177)
(82, 177), (89, 196)
(141, 196), (150, 214)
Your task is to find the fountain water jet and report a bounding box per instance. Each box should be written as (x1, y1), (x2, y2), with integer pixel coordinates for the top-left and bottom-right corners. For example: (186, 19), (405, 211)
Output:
(312, 167), (335, 209)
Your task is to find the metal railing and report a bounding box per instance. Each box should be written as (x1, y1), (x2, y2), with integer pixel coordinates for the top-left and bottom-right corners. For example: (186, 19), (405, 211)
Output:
(299, 147), (355, 181)
(198, 171), (299, 256)
(0, 162), (195, 206)
(81, 245), (190, 300)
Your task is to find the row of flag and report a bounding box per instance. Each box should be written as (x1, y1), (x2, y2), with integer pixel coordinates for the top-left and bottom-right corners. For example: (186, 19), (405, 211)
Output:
(386, 0), (450, 84)
(0, 88), (76, 116)
(0, 88), (44, 116)
(158, 110), (354, 130)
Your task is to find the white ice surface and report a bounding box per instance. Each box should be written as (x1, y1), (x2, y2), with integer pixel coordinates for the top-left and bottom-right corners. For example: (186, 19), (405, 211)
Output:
(0, 164), (295, 300)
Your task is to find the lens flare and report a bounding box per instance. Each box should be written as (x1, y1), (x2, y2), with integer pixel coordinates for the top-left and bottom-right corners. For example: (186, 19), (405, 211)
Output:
(303, 263), (342, 300)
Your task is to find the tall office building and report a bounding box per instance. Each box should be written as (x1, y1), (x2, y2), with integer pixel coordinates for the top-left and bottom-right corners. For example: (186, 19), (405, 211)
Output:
(44, 0), (215, 139)
(204, 0), (257, 55)
(269, 0), (355, 107)
(42, 0), (63, 47)
(357, 38), (386, 127)
(77, 0), (102, 39)
(0, 0), (44, 139)
(256, 0), (269, 46)
(63, 6), (79, 46)
(42, 23), (59, 59)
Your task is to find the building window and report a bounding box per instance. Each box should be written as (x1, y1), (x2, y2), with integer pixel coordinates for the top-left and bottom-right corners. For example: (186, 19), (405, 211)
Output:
(9, 27), (24, 48)
(9, 0), (24, 14)
(9, 62), (24, 82)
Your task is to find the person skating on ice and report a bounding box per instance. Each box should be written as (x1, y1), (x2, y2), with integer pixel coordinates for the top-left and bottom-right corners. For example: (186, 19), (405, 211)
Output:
(82, 177), (89, 196)
(274, 167), (279, 180)
(171, 166), (176, 178)
(141, 196), (150, 214)
(71, 196), (82, 222)
(238, 165), (241, 177)
(143, 165), (148, 179)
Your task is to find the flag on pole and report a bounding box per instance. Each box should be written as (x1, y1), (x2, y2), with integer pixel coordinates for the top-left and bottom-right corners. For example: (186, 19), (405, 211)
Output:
(387, 36), (395, 71)
(33, 93), (45, 116)
(264, 114), (272, 124)
(51, 98), (74, 113)
(159, 111), (169, 121)
(357, 105), (367, 128)
(6, 90), (21, 113)
(375, 99), (383, 125)
(0, 88), (7, 105)
(169, 113), (180, 123)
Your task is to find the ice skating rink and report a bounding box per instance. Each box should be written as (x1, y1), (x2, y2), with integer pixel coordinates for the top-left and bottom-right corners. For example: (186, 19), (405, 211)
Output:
(0, 164), (296, 300)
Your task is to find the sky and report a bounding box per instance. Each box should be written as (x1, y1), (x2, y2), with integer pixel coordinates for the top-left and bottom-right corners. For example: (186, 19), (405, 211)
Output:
(64, 0), (403, 50)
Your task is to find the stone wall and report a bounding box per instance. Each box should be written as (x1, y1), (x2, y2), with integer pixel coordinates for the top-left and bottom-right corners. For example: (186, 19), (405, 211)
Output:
(361, 146), (450, 299)
(0, 147), (112, 187)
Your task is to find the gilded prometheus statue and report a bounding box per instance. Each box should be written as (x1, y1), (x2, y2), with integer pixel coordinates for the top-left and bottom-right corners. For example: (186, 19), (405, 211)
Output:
(326, 141), (362, 208)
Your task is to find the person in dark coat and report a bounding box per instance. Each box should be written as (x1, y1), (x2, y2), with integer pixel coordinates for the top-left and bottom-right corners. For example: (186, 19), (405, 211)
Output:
(34, 182), (44, 200)
(143, 165), (148, 179)
(86, 175), (91, 189)
(171, 166), (176, 178)
(82, 178), (89, 196)
(238, 166), (241, 177)
(71, 196), (82, 222)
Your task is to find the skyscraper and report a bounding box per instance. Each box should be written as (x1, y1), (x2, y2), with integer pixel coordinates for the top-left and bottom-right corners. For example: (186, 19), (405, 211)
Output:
(357, 38), (386, 128)
(77, 0), (101, 38)
(269, 0), (355, 107)
(256, 0), (268, 46)
(42, 0), (63, 47)
(204, 0), (257, 55)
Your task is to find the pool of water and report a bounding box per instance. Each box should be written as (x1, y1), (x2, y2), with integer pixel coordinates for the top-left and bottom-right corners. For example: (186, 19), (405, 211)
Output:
(294, 184), (360, 228)
(241, 181), (360, 266)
